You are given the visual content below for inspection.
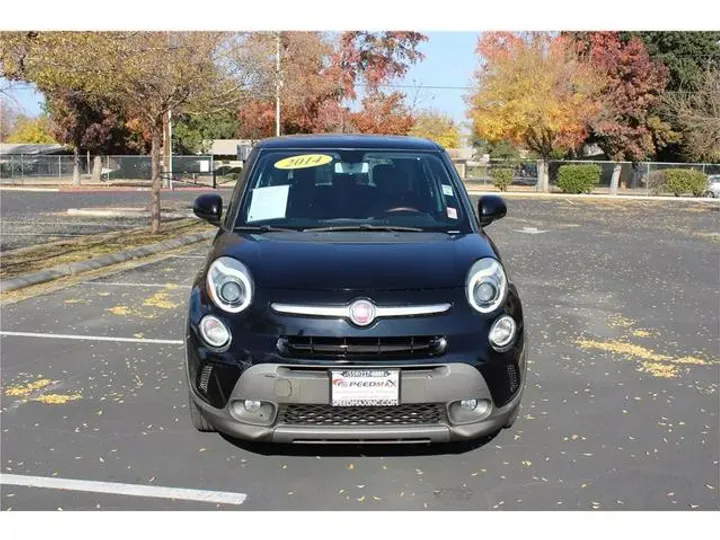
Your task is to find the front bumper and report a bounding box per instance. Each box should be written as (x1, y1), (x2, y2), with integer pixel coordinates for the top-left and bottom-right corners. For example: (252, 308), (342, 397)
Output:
(189, 349), (527, 444)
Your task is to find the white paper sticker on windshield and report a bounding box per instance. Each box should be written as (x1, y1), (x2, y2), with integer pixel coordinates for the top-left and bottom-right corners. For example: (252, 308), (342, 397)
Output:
(447, 207), (458, 220)
(442, 184), (454, 197)
(247, 185), (289, 222)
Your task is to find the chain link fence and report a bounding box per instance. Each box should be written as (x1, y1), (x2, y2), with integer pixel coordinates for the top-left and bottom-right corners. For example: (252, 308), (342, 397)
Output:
(466, 160), (539, 187)
(0, 154), (219, 187)
(466, 158), (720, 196)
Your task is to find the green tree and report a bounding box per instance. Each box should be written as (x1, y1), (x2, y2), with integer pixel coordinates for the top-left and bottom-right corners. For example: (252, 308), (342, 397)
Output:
(623, 31), (720, 160)
(623, 32), (720, 91)
(173, 110), (241, 154)
(5, 114), (56, 143)
(0, 97), (20, 141)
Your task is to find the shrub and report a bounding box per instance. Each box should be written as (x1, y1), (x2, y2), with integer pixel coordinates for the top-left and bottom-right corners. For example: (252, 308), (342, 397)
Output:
(490, 167), (513, 191)
(557, 164), (601, 194)
(647, 170), (667, 195)
(664, 169), (707, 197)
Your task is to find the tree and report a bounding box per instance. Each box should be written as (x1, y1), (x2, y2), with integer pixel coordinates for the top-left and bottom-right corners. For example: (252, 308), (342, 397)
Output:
(623, 31), (720, 161)
(45, 89), (148, 182)
(5, 113), (56, 143)
(173, 110), (241, 154)
(335, 32), (427, 134)
(0, 97), (19, 142)
(467, 32), (603, 191)
(1, 31), (249, 232)
(348, 92), (415, 135)
(236, 32), (344, 138)
(234, 31), (428, 138)
(409, 111), (461, 148)
(623, 32), (720, 91)
(570, 32), (671, 192)
(665, 68), (720, 162)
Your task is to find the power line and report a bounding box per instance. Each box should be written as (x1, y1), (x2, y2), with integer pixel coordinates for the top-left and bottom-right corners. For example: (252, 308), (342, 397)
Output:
(358, 83), (718, 95)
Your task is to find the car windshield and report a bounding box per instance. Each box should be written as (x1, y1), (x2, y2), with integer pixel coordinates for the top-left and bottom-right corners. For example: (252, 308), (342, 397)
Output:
(234, 149), (471, 233)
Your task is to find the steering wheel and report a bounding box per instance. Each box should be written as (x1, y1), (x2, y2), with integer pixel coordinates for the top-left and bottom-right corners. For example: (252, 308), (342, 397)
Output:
(382, 206), (422, 214)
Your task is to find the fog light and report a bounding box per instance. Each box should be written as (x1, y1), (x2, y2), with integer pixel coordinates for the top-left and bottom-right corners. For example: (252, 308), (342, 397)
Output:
(460, 399), (478, 411)
(449, 398), (492, 424)
(199, 315), (231, 349)
(489, 315), (517, 351)
(230, 399), (276, 426)
(243, 400), (262, 413)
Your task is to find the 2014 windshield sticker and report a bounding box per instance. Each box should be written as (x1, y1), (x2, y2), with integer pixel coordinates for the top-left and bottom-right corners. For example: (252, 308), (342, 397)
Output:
(274, 154), (333, 170)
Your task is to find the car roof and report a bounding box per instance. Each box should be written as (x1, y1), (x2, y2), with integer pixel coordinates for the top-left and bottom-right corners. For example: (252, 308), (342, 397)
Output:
(253, 134), (443, 151)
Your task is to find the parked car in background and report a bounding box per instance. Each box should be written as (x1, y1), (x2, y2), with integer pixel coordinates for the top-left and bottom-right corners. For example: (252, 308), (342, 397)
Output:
(702, 175), (720, 198)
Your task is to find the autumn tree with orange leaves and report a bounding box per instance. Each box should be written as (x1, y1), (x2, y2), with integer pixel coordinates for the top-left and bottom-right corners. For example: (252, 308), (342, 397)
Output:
(236, 31), (427, 138)
(467, 32), (603, 191)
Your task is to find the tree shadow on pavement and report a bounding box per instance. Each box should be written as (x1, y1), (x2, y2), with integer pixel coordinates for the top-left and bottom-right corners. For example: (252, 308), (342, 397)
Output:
(220, 430), (502, 458)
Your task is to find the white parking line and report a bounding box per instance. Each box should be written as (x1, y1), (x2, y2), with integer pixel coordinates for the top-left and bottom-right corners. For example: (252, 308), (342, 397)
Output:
(0, 232), (87, 237)
(0, 331), (182, 345)
(83, 281), (192, 289)
(0, 474), (247, 506)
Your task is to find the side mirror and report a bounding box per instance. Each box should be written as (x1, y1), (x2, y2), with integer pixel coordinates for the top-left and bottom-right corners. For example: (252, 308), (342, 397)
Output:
(193, 193), (223, 226)
(477, 195), (506, 227)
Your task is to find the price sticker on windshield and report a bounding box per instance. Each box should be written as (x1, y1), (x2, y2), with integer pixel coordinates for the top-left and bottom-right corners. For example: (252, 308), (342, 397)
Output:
(274, 154), (333, 170)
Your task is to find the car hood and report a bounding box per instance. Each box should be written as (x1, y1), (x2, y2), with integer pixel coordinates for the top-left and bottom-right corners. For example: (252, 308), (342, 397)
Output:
(209, 230), (499, 291)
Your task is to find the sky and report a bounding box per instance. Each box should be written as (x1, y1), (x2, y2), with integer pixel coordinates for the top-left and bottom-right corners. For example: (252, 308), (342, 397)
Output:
(394, 32), (479, 130)
(1, 31), (480, 133)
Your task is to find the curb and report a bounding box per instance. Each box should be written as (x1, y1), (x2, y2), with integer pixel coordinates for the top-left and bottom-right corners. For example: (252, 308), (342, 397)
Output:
(466, 190), (720, 203)
(0, 231), (216, 293)
(1, 186), (233, 193)
(66, 208), (197, 219)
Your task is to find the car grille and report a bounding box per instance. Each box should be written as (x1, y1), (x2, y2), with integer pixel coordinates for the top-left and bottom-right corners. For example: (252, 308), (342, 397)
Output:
(277, 403), (445, 426)
(277, 335), (446, 360)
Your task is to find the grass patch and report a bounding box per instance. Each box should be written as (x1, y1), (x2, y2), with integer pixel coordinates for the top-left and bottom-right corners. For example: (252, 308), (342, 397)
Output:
(0, 219), (214, 280)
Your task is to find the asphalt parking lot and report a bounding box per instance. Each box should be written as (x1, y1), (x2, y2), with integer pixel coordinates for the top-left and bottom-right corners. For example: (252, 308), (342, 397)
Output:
(0, 189), (233, 252)
(1, 197), (718, 510)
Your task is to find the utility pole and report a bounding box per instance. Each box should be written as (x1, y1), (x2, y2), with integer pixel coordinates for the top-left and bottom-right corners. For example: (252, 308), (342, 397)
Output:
(162, 109), (174, 189)
(275, 31), (281, 137)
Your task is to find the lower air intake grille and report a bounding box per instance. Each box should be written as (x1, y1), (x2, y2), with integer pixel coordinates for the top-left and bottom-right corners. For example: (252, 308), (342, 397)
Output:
(507, 364), (519, 394)
(277, 335), (446, 360)
(198, 364), (213, 392)
(278, 403), (444, 426)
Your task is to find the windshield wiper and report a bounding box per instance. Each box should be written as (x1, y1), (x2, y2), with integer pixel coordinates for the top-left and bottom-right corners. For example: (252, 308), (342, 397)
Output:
(234, 225), (301, 233)
(303, 224), (424, 233)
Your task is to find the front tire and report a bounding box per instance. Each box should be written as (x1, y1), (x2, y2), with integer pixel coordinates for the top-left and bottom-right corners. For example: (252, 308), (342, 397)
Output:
(189, 391), (216, 432)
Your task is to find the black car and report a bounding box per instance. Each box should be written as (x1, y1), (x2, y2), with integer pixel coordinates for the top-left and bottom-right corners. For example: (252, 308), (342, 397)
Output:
(185, 134), (527, 445)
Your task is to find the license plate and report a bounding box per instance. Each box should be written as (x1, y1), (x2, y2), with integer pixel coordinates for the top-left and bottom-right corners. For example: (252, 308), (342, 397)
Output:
(330, 369), (400, 407)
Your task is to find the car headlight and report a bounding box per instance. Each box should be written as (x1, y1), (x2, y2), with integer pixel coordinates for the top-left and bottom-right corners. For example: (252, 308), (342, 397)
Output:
(206, 257), (253, 313)
(466, 258), (507, 314)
